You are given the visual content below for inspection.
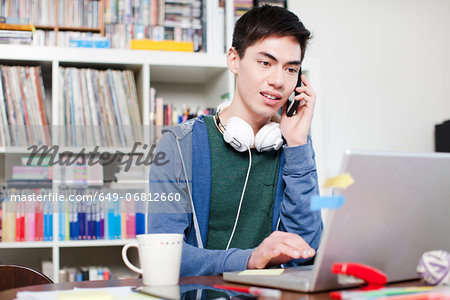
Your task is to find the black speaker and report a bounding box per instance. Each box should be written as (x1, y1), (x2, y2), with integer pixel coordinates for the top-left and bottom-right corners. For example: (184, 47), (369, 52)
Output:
(435, 120), (450, 152)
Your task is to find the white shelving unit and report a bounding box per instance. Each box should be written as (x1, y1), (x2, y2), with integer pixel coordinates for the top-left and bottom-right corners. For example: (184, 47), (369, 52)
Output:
(0, 0), (324, 283)
(0, 43), (233, 281)
(1, 0), (235, 281)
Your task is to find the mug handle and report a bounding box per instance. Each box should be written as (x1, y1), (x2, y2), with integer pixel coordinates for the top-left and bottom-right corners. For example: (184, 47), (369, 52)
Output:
(122, 242), (143, 274)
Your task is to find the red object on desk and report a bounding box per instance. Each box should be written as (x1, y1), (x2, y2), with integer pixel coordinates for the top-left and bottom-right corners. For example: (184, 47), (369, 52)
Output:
(330, 262), (388, 299)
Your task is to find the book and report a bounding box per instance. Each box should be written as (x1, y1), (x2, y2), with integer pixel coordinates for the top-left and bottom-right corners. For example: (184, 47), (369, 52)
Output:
(130, 39), (194, 52)
(12, 166), (52, 180)
(254, 0), (286, 7)
(4, 16), (29, 25)
(6, 179), (53, 188)
(60, 67), (141, 147)
(69, 38), (111, 49)
(0, 66), (11, 146)
(0, 199), (3, 241)
(0, 23), (33, 31)
(0, 65), (50, 146)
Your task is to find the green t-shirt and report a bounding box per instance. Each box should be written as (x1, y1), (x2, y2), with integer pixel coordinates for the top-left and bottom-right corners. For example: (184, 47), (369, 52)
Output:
(204, 115), (280, 250)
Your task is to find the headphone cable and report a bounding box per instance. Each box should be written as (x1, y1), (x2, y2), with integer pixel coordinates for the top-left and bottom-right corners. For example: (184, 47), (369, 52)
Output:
(226, 146), (252, 250)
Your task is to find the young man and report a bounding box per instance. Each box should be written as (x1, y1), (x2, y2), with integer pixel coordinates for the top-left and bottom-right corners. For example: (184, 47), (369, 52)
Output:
(148, 5), (323, 276)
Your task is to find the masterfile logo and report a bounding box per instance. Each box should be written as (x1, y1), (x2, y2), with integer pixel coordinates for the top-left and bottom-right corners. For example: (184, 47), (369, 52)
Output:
(25, 142), (169, 171)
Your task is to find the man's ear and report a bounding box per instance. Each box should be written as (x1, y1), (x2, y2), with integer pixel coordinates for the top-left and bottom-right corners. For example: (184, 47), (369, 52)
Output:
(227, 47), (239, 74)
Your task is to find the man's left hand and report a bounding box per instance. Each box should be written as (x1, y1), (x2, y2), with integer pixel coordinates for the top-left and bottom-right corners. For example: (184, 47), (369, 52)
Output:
(280, 74), (317, 147)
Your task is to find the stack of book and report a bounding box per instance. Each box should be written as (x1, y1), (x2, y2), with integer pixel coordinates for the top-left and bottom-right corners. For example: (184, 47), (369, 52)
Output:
(68, 36), (110, 49)
(0, 188), (146, 242)
(149, 86), (217, 128)
(6, 156), (53, 188)
(254, 0), (286, 8)
(0, 186), (4, 241)
(58, 157), (104, 186)
(58, 0), (99, 29)
(3, 1), (56, 26)
(0, 65), (51, 147)
(207, 0), (225, 54)
(234, 0), (286, 22)
(33, 29), (56, 47)
(234, 0), (253, 21)
(105, 0), (204, 52)
(59, 266), (112, 282)
(12, 165), (52, 180)
(2, 0), (103, 47)
(57, 188), (146, 241)
(0, 22), (33, 45)
(59, 67), (142, 147)
(1, 188), (53, 242)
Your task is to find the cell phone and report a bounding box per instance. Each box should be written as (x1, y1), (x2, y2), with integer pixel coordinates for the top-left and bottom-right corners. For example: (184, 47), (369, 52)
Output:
(286, 67), (302, 117)
(132, 285), (257, 300)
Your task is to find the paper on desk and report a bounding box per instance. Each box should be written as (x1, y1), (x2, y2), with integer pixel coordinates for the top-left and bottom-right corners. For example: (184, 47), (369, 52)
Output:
(323, 173), (354, 189)
(57, 290), (113, 300)
(238, 269), (285, 276)
(14, 286), (151, 300)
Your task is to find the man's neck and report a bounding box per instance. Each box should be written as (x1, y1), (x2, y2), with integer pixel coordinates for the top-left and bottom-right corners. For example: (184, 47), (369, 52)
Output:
(219, 102), (270, 134)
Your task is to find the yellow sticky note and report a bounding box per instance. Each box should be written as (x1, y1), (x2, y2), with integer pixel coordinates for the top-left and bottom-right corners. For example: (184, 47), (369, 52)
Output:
(323, 173), (354, 189)
(57, 290), (113, 300)
(238, 269), (285, 276)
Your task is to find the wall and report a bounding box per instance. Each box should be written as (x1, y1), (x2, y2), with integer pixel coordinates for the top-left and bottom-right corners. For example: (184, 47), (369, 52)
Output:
(289, 0), (450, 178)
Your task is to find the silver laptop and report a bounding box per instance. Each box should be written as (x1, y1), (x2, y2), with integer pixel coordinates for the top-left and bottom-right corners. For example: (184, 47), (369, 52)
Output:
(223, 150), (450, 292)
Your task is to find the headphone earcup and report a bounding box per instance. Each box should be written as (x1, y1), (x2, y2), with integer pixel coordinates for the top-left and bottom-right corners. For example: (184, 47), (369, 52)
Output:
(223, 117), (254, 152)
(254, 122), (283, 152)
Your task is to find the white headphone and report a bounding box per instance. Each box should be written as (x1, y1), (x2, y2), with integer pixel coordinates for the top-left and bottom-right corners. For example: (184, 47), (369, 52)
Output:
(216, 101), (284, 152)
(223, 117), (283, 152)
(214, 101), (283, 250)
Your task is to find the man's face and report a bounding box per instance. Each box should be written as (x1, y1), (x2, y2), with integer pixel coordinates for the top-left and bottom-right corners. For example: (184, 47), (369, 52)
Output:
(231, 35), (302, 120)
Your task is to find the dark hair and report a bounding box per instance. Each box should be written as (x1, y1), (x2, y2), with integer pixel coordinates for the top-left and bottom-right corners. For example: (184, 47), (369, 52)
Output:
(232, 5), (311, 62)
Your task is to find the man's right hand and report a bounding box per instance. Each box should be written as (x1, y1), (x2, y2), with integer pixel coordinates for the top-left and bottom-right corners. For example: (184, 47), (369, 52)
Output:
(247, 231), (315, 269)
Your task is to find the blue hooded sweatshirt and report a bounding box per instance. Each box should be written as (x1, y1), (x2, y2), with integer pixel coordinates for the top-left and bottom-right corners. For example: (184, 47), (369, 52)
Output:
(148, 115), (323, 276)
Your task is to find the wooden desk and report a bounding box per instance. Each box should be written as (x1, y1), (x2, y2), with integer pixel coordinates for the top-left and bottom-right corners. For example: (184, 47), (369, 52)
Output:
(0, 275), (422, 300)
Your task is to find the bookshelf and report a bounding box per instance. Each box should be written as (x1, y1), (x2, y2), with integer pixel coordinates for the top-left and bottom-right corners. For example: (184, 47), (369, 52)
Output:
(1, 0), (104, 46)
(0, 44), (233, 282)
(0, 0), (324, 284)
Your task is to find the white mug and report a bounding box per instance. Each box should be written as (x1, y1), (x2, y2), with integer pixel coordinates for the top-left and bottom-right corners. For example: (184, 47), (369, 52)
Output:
(122, 233), (183, 286)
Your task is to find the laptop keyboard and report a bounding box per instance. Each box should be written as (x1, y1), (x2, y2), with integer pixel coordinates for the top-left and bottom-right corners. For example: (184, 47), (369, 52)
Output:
(282, 266), (314, 282)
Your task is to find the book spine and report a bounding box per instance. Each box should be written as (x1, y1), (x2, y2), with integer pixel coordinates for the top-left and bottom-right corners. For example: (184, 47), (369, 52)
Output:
(59, 201), (65, 241)
(107, 70), (126, 146)
(136, 212), (145, 235)
(112, 70), (133, 146)
(121, 210), (126, 240)
(6, 201), (16, 242)
(0, 200), (4, 242)
(86, 203), (92, 240)
(114, 200), (121, 239)
(2, 67), (17, 145)
(65, 201), (70, 241)
(25, 201), (35, 241)
(100, 202), (105, 239)
(69, 201), (75, 240)
(0, 67), (11, 146)
(107, 203), (114, 239)
(16, 201), (24, 241)
(80, 68), (94, 146)
(35, 201), (43, 241)
(95, 202), (100, 240)
(43, 200), (49, 241)
(78, 200), (85, 240)
(8, 67), (27, 146)
(92, 70), (109, 146)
